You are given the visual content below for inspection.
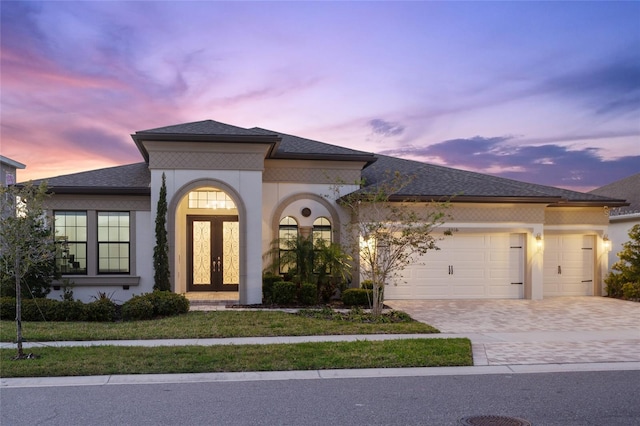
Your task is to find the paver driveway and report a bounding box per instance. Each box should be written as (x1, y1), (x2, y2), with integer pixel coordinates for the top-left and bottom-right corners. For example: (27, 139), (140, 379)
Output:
(386, 297), (640, 366)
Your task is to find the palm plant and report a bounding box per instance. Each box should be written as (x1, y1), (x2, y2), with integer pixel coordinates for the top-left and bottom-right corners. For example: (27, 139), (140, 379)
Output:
(264, 236), (353, 302)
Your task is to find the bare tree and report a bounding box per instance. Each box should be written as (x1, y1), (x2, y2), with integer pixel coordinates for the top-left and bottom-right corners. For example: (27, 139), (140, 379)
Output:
(333, 172), (454, 315)
(0, 182), (55, 358)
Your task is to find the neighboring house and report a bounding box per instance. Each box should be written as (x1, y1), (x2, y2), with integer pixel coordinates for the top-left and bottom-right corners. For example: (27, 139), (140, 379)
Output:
(589, 173), (640, 270)
(25, 120), (627, 303)
(1, 156), (26, 223)
(1, 155), (26, 187)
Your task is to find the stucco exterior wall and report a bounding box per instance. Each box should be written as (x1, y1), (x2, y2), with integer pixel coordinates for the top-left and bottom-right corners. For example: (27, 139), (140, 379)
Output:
(45, 195), (151, 303)
(607, 214), (640, 271)
(545, 207), (610, 226)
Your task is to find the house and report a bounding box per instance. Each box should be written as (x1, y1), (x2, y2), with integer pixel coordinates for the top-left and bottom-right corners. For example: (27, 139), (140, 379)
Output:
(25, 119), (627, 303)
(589, 173), (640, 270)
(1, 155), (26, 187)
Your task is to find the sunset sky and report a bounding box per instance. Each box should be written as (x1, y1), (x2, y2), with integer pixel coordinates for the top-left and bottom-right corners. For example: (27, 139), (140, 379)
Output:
(1, 1), (639, 191)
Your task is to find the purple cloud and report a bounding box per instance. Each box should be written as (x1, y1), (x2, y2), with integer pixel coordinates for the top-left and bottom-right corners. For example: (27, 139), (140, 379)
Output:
(538, 51), (640, 116)
(380, 136), (640, 189)
(368, 119), (405, 137)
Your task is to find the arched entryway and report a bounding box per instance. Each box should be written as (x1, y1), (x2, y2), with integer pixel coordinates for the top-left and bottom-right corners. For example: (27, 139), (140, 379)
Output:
(168, 180), (246, 301)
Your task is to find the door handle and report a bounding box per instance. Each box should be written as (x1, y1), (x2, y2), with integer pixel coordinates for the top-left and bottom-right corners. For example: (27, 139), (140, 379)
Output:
(213, 256), (221, 272)
(558, 265), (561, 275)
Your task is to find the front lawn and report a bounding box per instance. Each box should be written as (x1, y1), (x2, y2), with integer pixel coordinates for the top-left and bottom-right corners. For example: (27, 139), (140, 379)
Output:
(0, 309), (438, 342)
(0, 338), (472, 378)
(1, 309), (473, 378)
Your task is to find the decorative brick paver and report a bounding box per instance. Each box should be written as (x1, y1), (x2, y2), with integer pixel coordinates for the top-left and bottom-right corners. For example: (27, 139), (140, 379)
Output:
(386, 297), (640, 365)
(484, 340), (640, 365)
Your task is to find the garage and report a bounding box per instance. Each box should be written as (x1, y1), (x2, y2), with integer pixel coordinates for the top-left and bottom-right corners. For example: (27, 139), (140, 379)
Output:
(543, 234), (594, 296)
(385, 233), (525, 300)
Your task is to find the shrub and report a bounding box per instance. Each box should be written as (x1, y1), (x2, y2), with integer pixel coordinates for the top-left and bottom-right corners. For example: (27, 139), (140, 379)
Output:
(121, 292), (189, 320)
(271, 281), (297, 305)
(605, 278), (624, 298)
(360, 280), (374, 289)
(85, 298), (117, 322)
(341, 288), (372, 307)
(605, 224), (640, 300)
(262, 273), (282, 304)
(146, 291), (190, 317)
(360, 279), (383, 298)
(622, 282), (640, 301)
(3, 296), (114, 322)
(121, 296), (154, 321)
(0, 297), (16, 320)
(298, 282), (317, 305)
(16, 299), (87, 321)
(54, 300), (87, 321)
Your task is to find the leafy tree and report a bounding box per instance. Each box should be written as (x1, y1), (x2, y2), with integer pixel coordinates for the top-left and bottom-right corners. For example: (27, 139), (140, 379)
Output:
(605, 224), (640, 300)
(333, 172), (454, 315)
(0, 182), (56, 358)
(153, 173), (171, 291)
(0, 221), (57, 298)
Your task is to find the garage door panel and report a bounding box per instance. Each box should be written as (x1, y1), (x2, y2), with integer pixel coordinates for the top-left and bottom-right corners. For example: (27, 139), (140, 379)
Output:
(489, 251), (509, 262)
(453, 286), (486, 297)
(385, 232), (524, 300)
(489, 284), (517, 298)
(489, 268), (509, 279)
(543, 234), (594, 296)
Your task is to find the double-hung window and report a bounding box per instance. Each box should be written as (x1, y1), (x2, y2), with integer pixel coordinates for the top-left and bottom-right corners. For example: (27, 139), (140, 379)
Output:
(278, 216), (298, 274)
(54, 211), (87, 274)
(98, 212), (130, 274)
(312, 217), (332, 245)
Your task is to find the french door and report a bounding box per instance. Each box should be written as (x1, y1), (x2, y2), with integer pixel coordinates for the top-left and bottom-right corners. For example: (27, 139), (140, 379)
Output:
(187, 215), (239, 291)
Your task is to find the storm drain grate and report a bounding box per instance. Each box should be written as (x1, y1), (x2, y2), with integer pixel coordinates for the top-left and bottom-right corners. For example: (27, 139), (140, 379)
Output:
(458, 415), (531, 426)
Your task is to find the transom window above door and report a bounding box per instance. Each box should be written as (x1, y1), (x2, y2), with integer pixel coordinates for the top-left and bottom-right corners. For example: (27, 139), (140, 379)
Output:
(188, 190), (236, 210)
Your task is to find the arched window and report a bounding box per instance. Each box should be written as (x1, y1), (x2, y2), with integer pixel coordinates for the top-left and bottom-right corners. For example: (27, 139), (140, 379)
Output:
(279, 216), (298, 274)
(312, 217), (332, 246)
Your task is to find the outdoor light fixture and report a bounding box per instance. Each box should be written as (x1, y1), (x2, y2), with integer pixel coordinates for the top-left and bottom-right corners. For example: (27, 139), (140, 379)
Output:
(603, 235), (611, 252)
(535, 233), (543, 249)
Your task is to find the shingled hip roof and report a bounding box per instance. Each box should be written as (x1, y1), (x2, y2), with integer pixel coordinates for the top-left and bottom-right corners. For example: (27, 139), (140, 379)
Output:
(19, 119), (629, 207)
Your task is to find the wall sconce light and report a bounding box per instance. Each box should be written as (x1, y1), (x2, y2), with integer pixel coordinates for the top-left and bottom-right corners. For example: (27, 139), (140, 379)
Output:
(603, 235), (611, 252)
(535, 233), (543, 249)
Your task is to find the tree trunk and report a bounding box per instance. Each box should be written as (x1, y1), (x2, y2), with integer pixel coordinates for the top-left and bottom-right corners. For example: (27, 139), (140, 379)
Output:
(15, 255), (24, 358)
(371, 281), (384, 316)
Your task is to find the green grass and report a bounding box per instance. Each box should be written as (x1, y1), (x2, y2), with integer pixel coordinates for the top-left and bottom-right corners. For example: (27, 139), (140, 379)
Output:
(0, 338), (472, 378)
(0, 310), (438, 342)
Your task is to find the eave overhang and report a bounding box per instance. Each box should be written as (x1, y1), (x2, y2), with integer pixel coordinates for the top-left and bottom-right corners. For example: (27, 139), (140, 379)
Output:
(376, 194), (630, 207)
(45, 187), (150, 196)
(272, 152), (378, 166)
(131, 132), (282, 163)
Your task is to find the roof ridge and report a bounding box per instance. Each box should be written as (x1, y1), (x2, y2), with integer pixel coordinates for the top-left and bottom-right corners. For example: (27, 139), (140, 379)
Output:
(252, 127), (375, 157)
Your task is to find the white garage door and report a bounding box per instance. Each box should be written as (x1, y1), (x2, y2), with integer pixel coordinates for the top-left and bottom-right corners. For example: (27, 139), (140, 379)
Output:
(543, 234), (594, 296)
(385, 233), (525, 300)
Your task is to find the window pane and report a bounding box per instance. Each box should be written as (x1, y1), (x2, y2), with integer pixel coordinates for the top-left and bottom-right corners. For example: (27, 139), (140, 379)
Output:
(98, 212), (130, 274)
(98, 214), (109, 226)
(54, 212), (87, 275)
